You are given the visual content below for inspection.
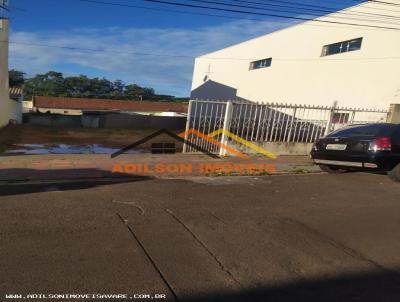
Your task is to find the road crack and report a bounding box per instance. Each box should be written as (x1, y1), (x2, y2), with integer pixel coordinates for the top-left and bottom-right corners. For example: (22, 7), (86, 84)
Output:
(165, 208), (243, 288)
(204, 209), (226, 225)
(116, 213), (179, 302)
(112, 200), (145, 215)
(283, 217), (400, 283)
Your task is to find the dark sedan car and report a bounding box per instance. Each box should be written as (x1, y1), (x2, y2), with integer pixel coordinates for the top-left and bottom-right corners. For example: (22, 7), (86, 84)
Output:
(310, 123), (400, 181)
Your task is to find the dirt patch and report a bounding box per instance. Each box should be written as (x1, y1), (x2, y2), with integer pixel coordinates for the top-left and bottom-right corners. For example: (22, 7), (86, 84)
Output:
(0, 125), (161, 153)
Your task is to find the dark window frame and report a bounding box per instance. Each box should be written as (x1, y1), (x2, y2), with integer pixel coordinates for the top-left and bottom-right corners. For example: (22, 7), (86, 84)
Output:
(321, 37), (363, 57)
(249, 58), (272, 70)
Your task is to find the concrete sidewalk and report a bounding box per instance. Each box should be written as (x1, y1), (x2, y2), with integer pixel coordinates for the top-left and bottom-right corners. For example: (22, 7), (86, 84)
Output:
(0, 153), (319, 181)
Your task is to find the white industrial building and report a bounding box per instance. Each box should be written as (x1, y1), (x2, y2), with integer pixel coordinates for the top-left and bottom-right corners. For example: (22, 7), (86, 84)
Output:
(191, 1), (400, 110)
(0, 18), (21, 127)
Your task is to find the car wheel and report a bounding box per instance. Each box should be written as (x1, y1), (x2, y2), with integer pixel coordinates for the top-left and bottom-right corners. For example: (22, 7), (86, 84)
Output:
(319, 164), (347, 174)
(388, 164), (400, 182)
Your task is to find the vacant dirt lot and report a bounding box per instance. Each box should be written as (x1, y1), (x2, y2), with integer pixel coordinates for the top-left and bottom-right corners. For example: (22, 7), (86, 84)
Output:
(1, 172), (400, 301)
(0, 125), (157, 152)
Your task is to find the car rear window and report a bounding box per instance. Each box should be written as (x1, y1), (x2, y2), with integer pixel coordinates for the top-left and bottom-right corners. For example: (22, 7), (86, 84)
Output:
(327, 124), (397, 138)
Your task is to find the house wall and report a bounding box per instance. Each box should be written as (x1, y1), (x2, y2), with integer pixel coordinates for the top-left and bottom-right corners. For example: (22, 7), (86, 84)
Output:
(0, 19), (21, 127)
(191, 2), (400, 110)
(36, 108), (83, 115)
(23, 100), (33, 113)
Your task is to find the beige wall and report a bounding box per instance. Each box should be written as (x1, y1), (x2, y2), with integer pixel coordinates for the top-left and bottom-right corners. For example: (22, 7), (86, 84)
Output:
(0, 19), (21, 126)
(192, 2), (400, 110)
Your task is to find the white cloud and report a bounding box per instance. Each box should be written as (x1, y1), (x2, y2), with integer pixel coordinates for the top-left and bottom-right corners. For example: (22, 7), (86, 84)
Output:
(9, 20), (287, 96)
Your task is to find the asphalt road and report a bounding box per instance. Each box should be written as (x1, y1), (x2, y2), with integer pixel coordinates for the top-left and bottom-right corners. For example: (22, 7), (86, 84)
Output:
(1, 172), (400, 302)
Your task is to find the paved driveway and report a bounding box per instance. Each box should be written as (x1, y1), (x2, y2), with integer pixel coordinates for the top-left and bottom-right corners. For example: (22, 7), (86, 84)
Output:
(1, 173), (400, 301)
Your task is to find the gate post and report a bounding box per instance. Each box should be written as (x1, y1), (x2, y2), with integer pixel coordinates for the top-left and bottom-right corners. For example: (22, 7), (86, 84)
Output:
(286, 107), (297, 143)
(182, 100), (193, 153)
(387, 103), (400, 123)
(219, 101), (233, 156)
(349, 110), (356, 125)
(324, 100), (338, 136)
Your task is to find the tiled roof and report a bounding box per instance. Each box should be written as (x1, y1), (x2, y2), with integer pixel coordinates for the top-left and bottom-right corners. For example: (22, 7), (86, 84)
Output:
(33, 96), (188, 113)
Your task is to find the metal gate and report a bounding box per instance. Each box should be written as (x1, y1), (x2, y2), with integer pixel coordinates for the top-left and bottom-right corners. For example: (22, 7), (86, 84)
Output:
(183, 100), (389, 155)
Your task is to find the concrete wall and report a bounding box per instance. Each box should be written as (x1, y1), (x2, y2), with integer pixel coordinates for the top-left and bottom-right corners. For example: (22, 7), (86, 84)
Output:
(192, 2), (400, 109)
(0, 19), (21, 127)
(231, 141), (314, 156)
(82, 115), (100, 128)
(99, 113), (186, 130)
(24, 113), (187, 130)
(24, 114), (82, 128)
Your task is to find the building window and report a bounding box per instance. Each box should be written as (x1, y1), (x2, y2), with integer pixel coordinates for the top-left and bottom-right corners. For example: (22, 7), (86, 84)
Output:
(321, 37), (363, 57)
(250, 58), (272, 70)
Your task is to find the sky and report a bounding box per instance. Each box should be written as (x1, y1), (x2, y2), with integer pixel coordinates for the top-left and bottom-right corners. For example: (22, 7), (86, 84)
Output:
(5, 0), (361, 96)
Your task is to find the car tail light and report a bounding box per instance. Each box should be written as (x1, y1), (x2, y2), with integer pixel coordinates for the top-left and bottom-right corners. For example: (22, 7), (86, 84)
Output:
(369, 136), (391, 151)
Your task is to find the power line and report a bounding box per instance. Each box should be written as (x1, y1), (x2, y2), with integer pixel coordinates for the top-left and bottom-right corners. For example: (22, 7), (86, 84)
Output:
(226, 0), (400, 20)
(5, 40), (400, 62)
(0, 4), (9, 11)
(0, 3), (24, 14)
(76, 0), (336, 28)
(230, 0), (351, 11)
(314, 0), (400, 12)
(345, 0), (400, 8)
(141, 0), (400, 30)
(9, 6), (28, 12)
(363, 0), (400, 7)
(77, 0), (400, 31)
(6, 40), (195, 58)
(78, 0), (268, 22)
(186, 0), (400, 25)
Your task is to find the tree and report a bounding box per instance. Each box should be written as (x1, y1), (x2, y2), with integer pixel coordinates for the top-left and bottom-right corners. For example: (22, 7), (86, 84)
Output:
(9, 70), (25, 87)
(19, 70), (181, 101)
(63, 75), (91, 97)
(24, 71), (65, 99)
(125, 84), (144, 100)
(111, 80), (125, 99)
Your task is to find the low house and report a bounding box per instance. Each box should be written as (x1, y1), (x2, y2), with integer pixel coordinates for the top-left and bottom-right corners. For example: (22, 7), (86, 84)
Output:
(25, 96), (189, 129)
(32, 96), (188, 117)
